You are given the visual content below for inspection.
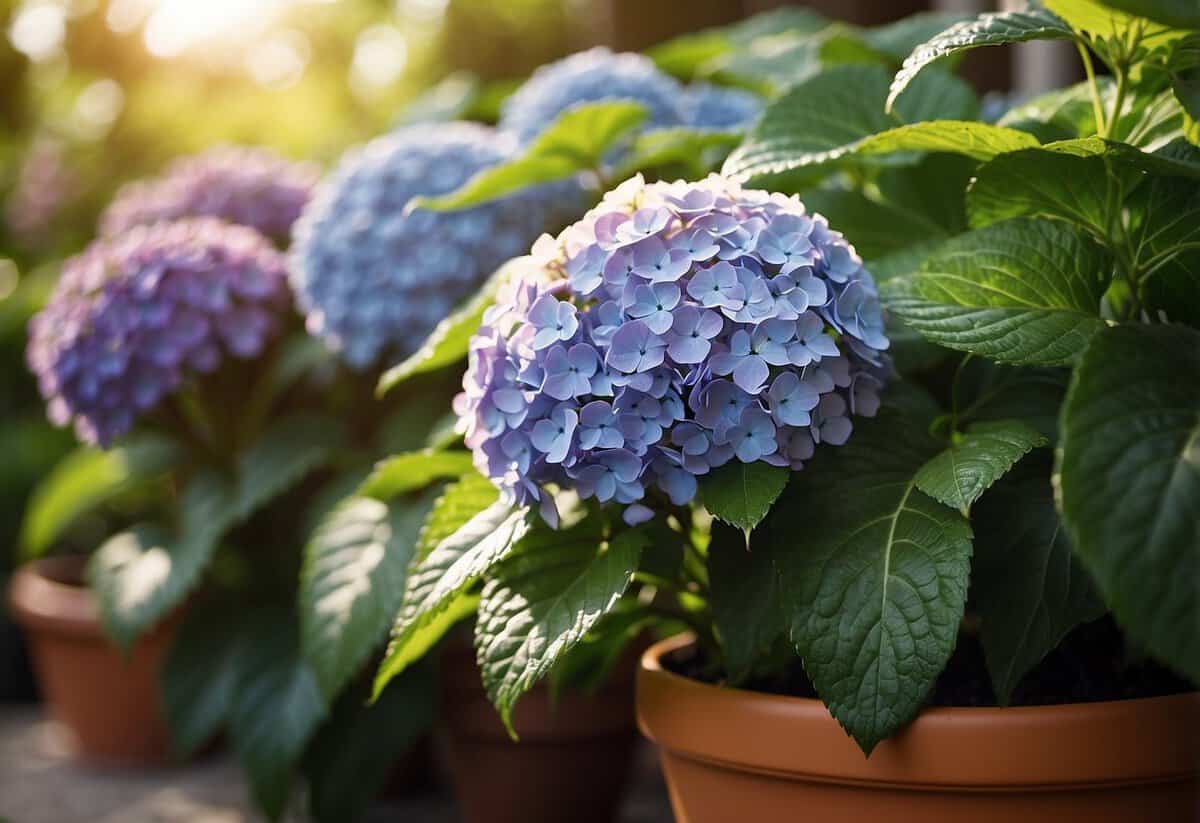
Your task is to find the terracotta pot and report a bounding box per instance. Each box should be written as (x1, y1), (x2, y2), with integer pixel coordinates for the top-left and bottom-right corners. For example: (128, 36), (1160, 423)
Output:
(8, 555), (178, 765)
(440, 638), (639, 823)
(638, 635), (1200, 823)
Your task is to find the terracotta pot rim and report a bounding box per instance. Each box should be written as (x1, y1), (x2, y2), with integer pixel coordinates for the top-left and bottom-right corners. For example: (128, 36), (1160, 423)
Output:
(8, 556), (103, 638)
(638, 634), (1200, 790)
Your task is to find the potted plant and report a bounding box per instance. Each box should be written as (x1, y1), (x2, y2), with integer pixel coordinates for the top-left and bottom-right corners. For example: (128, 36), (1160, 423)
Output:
(362, 2), (1197, 821)
(10, 138), (558, 820)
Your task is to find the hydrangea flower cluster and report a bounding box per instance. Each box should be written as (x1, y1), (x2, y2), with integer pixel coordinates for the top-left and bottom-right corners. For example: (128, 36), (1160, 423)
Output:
(99, 146), (320, 241)
(27, 218), (290, 446)
(456, 174), (889, 525)
(499, 47), (687, 144)
(681, 84), (763, 131)
(290, 123), (581, 369)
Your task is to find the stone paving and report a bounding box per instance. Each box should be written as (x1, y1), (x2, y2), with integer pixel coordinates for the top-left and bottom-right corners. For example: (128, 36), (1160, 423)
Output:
(0, 707), (674, 823)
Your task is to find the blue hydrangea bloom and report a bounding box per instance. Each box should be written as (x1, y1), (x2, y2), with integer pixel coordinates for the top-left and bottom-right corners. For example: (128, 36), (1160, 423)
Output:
(100, 146), (320, 242)
(456, 174), (890, 525)
(499, 47), (687, 144)
(681, 84), (763, 131)
(27, 218), (290, 446)
(289, 123), (582, 369)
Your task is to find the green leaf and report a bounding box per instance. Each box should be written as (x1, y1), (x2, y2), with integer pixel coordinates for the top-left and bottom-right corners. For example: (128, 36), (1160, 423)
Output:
(303, 663), (436, 823)
(802, 188), (951, 261)
(377, 263), (506, 395)
(235, 413), (340, 521)
(414, 101), (645, 211)
(882, 219), (1112, 366)
(973, 459), (1105, 704)
(19, 436), (179, 559)
(1057, 323), (1200, 682)
(1093, 0), (1200, 27)
(772, 413), (972, 754)
(956, 360), (1071, 443)
(357, 449), (474, 501)
(1169, 35), (1200, 119)
(864, 12), (976, 61)
(914, 420), (1047, 514)
(373, 502), (531, 696)
(998, 79), (1109, 140)
(415, 471), (499, 560)
(88, 471), (237, 651)
(299, 490), (439, 698)
(230, 612), (327, 821)
(888, 7), (1077, 111)
(699, 460), (790, 533)
(1045, 0), (1188, 46)
(722, 63), (981, 182)
(161, 603), (244, 757)
(613, 127), (744, 180)
(647, 31), (732, 79)
(1047, 135), (1200, 177)
(476, 523), (648, 733)
(873, 152), (975, 235)
(1127, 172), (1200, 326)
(708, 520), (786, 683)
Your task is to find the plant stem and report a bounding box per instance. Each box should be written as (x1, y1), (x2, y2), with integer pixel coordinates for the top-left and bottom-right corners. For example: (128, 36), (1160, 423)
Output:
(1076, 42), (1107, 136)
(1106, 69), (1128, 140)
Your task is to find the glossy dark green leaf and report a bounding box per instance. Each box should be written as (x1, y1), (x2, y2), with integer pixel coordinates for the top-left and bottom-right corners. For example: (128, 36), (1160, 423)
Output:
(1057, 323), (1200, 682)
(699, 460), (790, 533)
(914, 419), (1047, 513)
(357, 449), (474, 501)
(708, 520), (786, 683)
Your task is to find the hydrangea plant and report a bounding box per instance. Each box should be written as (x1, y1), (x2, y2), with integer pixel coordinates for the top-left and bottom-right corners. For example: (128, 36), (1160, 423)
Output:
(362, 0), (1196, 758)
(100, 146), (319, 243)
(290, 123), (579, 368)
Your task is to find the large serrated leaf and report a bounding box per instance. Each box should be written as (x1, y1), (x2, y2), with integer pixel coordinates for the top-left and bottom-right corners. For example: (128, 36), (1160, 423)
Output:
(357, 449), (475, 501)
(88, 471), (237, 651)
(699, 460), (790, 533)
(722, 63), (980, 182)
(1057, 323), (1200, 682)
(476, 523), (648, 733)
(230, 612), (327, 821)
(1045, 0), (1189, 46)
(973, 459), (1105, 704)
(773, 413), (972, 754)
(373, 502), (530, 696)
(1094, 0), (1200, 27)
(415, 471), (499, 560)
(299, 490), (439, 698)
(882, 219), (1111, 366)
(888, 8), (1077, 111)
(915, 420), (1047, 514)
(708, 520), (787, 683)
(414, 101), (645, 211)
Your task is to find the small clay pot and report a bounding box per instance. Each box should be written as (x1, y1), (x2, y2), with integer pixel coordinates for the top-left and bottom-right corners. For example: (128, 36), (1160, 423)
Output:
(440, 638), (639, 823)
(8, 555), (178, 765)
(639, 635), (1200, 823)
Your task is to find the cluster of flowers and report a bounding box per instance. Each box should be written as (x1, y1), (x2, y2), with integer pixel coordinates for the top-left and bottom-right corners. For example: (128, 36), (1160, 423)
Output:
(456, 174), (889, 525)
(290, 123), (582, 369)
(100, 146), (320, 242)
(499, 47), (762, 143)
(27, 219), (290, 445)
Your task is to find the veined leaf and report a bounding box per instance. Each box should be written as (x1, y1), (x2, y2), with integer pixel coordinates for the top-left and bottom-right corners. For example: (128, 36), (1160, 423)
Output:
(88, 471), (236, 651)
(773, 413), (972, 754)
(973, 459), (1105, 704)
(415, 471), (499, 560)
(699, 460), (790, 533)
(915, 419), (1047, 514)
(888, 7), (1077, 111)
(1057, 323), (1200, 682)
(722, 63), (980, 182)
(882, 219), (1111, 366)
(476, 523), (648, 733)
(414, 101), (645, 211)
(1127, 171), (1200, 325)
(373, 502), (531, 696)
(299, 490), (439, 697)
(357, 450), (474, 501)
(1044, 0), (1189, 47)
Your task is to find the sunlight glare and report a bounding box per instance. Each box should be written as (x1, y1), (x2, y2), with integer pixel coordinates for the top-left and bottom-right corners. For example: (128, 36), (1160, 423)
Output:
(143, 0), (290, 58)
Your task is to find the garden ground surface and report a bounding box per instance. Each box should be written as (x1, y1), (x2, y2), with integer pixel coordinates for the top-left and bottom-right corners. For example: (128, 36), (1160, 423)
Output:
(0, 706), (673, 822)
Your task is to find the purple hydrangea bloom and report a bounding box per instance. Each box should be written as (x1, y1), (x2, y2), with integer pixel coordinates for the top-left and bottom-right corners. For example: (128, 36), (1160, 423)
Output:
(289, 123), (582, 369)
(499, 47), (687, 144)
(27, 218), (290, 446)
(681, 84), (763, 131)
(456, 174), (890, 523)
(100, 146), (320, 241)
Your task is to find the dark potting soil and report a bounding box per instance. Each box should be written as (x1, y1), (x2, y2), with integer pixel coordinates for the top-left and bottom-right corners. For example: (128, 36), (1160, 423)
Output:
(666, 617), (1194, 708)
